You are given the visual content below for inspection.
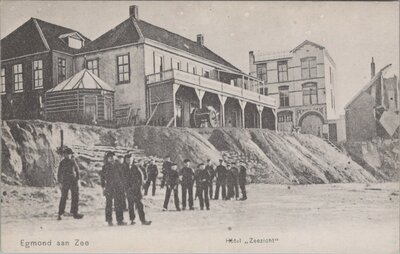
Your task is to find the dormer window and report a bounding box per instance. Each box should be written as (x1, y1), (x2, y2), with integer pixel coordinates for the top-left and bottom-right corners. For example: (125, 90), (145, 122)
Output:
(59, 32), (85, 49)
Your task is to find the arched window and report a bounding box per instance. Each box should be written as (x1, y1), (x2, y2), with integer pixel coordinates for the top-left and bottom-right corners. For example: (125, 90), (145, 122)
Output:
(302, 83), (317, 105)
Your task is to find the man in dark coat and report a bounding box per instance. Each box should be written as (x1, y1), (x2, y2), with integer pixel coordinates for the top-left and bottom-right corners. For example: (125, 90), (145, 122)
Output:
(205, 159), (215, 199)
(226, 164), (235, 200)
(239, 163), (247, 201)
(122, 154), (152, 225)
(160, 156), (172, 189)
(214, 159), (227, 200)
(180, 159), (195, 210)
(144, 159), (158, 196)
(57, 147), (83, 220)
(231, 162), (240, 200)
(162, 163), (180, 211)
(100, 151), (127, 226)
(195, 163), (210, 210)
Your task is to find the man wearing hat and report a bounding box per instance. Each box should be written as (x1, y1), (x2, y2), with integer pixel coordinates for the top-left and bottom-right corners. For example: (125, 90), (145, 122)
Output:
(162, 163), (180, 211)
(214, 159), (227, 200)
(57, 147), (83, 220)
(122, 154), (152, 225)
(238, 162), (247, 201)
(160, 156), (172, 189)
(100, 151), (127, 226)
(180, 159), (195, 210)
(195, 163), (211, 210)
(205, 159), (215, 199)
(144, 159), (158, 196)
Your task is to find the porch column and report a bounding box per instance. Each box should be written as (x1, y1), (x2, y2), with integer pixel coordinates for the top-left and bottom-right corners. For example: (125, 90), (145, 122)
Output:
(239, 99), (247, 128)
(256, 105), (264, 129)
(218, 94), (227, 127)
(194, 89), (205, 108)
(272, 108), (278, 132)
(172, 84), (180, 127)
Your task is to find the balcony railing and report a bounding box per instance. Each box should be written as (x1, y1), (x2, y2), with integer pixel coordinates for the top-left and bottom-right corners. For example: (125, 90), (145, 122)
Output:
(146, 69), (276, 108)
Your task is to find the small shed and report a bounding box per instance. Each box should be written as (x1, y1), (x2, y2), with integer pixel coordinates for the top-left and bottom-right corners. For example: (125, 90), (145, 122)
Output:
(45, 69), (115, 124)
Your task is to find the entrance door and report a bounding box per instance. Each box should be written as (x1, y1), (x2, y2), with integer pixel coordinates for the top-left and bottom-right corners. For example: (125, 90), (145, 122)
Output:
(84, 96), (97, 122)
(231, 111), (238, 127)
(300, 114), (323, 137)
(104, 97), (113, 121)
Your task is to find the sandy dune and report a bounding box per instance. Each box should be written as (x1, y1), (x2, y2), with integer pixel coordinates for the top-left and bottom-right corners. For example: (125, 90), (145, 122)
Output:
(1, 182), (399, 253)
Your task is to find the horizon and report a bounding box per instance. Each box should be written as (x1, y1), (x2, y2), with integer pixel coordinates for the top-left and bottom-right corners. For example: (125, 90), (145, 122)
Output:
(1, 1), (398, 115)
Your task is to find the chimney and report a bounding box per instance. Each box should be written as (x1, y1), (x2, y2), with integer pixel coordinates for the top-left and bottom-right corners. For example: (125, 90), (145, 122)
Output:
(371, 57), (375, 79)
(129, 5), (139, 19)
(196, 34), (204, 46)
(249, 51), (256, 77)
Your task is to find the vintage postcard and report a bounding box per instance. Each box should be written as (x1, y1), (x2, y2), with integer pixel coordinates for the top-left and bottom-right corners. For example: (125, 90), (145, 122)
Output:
(0, 1), (399, 253)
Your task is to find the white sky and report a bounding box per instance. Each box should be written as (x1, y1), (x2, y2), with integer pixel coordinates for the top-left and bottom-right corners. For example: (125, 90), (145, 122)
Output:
(1, 1), (398, 114)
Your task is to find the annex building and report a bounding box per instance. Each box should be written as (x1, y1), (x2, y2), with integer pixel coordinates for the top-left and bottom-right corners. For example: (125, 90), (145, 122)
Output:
(249, 41), (338, 139)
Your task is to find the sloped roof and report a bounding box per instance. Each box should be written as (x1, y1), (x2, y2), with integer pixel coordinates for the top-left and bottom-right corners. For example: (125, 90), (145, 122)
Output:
(136, 19), (241, 72)
(1, 18), (90, 60)
(78, 18), (141, 52)
(290, 40), (325, 53)
(47, 69), (114, 93)
(344, 64), (392, 109)
(79, 17), (241, 72)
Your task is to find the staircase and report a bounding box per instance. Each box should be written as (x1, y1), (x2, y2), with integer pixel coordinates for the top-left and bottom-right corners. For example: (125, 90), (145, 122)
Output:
(68, 144), (164, 186)
(323, 139), (342, 153)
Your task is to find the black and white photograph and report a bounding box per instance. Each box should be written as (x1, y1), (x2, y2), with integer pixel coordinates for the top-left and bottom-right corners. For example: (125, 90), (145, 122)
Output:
(0, 1), (399, 253)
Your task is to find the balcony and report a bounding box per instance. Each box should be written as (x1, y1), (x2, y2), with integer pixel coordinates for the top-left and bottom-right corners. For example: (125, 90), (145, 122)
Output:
(146, 69), (276, 108)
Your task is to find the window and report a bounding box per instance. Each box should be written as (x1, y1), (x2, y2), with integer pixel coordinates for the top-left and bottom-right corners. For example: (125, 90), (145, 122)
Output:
(117, 54), (130, 83)
(13, 64), (23, 92)
(278, 112), (292, 123)
(84, 96), (97, 120)
(104, 97), (113, 121)
(58, 58), (66, 83)
(257, 64), (267, 81)
(203, 70), (210, 78)
(303, 83), (318, 105)
(301, 57), (317, 79)
(279, 86), (289, 107)
(33, 60), (43, 88)
(259, 87), (268, 95)
(277, 61), (288, 82)
(192, 66), (197, 75)
(1, 68), (5, 94)
(87, 59), (99, 77)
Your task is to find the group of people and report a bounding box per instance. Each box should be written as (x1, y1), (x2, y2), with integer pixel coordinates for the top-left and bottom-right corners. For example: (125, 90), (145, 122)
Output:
(56, 147), (247, 226)
(160, 156), (247, 212)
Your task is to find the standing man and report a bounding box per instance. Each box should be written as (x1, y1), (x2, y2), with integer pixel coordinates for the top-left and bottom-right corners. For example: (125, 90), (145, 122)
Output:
(195, 163), (210, 210)
(205, 159), (215, 199)
(232, 162), (240, 200)
(116, 155), (127, 210)
(123, 154), (152, 225)
(161, 156), (172, 189)
(100, 151), (127, 226)
(226, 163), (235, 200)
(57, 147), (83, 220)
(162, 163), (180, 211)
(180, 159), (195, 210)
(214, 159), (227, 200)
(239, 162), (247, 201)
(144, 159), (158, 196)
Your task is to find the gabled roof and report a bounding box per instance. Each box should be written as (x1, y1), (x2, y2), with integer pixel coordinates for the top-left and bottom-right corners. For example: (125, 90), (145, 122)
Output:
(344, 64), (392, 109)
(290, 40), (325, 53)
(77, 18), (141, 52)
(1, 18), (90, 60)
(46, 69), (114, 93)
(79, 17), (241, 72)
